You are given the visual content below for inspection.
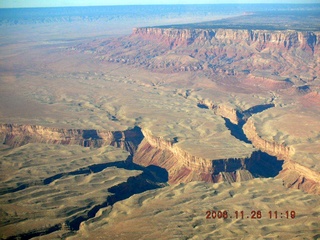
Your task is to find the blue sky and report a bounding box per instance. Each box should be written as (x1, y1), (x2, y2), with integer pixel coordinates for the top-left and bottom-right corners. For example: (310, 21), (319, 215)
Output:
(0, 0), (319, 8)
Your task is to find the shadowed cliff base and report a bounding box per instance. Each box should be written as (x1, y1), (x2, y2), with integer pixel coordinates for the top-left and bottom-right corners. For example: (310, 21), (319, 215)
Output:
(223, 117), (251, 144)
(66, 164), (167, 232)
(0, 123), (289, 187)
(1, 149), (168, 239)
(212, 151), (284, 183)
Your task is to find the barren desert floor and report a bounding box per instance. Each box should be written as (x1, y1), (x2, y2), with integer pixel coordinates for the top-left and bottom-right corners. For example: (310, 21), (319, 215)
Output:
(0, 5), (319, 239)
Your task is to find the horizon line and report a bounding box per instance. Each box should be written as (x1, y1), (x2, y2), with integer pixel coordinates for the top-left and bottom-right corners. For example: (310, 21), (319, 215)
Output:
(1, 3), (320, 9)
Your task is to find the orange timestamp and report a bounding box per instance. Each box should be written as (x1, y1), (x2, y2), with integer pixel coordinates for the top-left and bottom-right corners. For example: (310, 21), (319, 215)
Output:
(206, 210), (296, 219)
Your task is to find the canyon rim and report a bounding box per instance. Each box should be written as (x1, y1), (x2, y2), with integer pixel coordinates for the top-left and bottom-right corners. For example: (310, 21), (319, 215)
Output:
(0, 4), (320, 239)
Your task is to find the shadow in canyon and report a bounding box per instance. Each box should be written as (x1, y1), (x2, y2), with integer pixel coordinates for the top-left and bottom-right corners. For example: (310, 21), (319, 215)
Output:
(5, 155), (168, 239)
(212, 150), (284, 181)
(223, 117), (251, 144)
(67, 163), (167, 231)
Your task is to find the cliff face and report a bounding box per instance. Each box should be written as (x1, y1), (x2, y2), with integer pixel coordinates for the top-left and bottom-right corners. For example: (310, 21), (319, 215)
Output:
(133, 129), (283, 184)
(1, 123), (318, 193)
(243, 119), (294, 159)
(278, 161), (320, 194)
(0, 124), (143, 155)
(74, 26), (319, 84)
(243, 119), (320, 194)
(214, 105), (241, 125)
(132, 27), (320, 52)
(197, 101), (241, 125)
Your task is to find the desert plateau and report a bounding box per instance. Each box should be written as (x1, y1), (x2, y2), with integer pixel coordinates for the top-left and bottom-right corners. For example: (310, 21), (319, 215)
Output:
(0, 3), (319, 239)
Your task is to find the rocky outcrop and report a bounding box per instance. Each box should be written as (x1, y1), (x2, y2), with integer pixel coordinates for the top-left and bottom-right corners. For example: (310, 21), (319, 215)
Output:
(243, 119), (294, 159)
(196, 101), (242, 125)
(138, 129), (213, 175)
(214, 104), (242, 125)
(0, 124), (143, 155)
(75, 26), (319, 84)
(133, 27), (320, 52)
(1, 123), (316, 193)
(243, 119), (320, 194)
(212, 170), (254, 183)
(133, 129), (283, 184)
(278, 161), (320, 194)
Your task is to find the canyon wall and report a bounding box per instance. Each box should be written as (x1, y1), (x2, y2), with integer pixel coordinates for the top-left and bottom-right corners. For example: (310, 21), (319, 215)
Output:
(243, 119), (295, 159)
(243, 119), (320, 194)
(0, 123), (283, 185)
(278, 161), (320, 194)
(1, 123), (318, 193)
(133, 27), (320, 52)
(197, 100), (241, 125)
(133, 129), (283, 184)
(0, 124), (143, 155)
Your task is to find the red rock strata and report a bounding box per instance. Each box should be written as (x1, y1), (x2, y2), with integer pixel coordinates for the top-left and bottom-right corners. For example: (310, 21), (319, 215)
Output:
(0, 124), (281, 185)
(133, 27), (319, 52)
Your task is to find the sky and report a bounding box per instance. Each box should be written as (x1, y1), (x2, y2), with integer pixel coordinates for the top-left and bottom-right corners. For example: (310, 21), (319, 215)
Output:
(0, 0), (319, 8)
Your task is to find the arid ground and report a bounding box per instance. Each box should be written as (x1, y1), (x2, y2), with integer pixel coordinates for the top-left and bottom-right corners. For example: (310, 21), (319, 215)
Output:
(0, 5), (319, 239)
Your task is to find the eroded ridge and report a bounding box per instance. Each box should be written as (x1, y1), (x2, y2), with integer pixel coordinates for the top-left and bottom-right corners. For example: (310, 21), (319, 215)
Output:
(194, 99), (320, 194)
(1, 122), (282, 185)
(0, 124), (143, 155)
(1, 118), (318, 194)
(77, 26), (319, 85)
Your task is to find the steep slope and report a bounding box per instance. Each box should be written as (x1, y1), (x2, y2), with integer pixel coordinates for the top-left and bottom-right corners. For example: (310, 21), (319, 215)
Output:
(0, 124), (143, 155)
(76, 27), (319, 87)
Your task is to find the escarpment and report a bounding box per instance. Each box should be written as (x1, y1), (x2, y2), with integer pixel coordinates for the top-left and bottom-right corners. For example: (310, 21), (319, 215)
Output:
(243, 119), (294, 159)
(133, 27), (320, 52)
(76, 26), (319, 84)
(243, 119), (320, 194)
(0, 124), (143, 155)
(1, 123), (285, 186)
(133, 129), (283, 184)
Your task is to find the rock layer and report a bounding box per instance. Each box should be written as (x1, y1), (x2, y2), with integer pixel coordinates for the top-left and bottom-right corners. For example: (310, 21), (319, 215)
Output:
(133, 129), (283, 184)
(243, 119), (320, 194)
(76, 26), (319, 86)
(0, 124), (143, 155)
(133, 27), (320, 52)
(0, 123), (283, 186)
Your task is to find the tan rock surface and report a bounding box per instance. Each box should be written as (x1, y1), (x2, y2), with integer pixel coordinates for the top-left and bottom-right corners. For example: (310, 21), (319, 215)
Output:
(0, 7), (319, 239)
(70, 179), (320, 240)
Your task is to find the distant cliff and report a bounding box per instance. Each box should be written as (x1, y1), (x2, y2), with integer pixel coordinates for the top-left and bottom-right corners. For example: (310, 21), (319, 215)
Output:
(132, 27), (320, 52)
(74, 26), (319, 83)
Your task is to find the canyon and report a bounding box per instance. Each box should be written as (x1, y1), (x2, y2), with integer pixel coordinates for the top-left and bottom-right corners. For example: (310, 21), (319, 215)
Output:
(0, 5), (319, 240)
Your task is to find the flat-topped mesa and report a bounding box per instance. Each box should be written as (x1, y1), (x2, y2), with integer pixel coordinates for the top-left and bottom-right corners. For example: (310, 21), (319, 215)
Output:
(132, 27), (216, 47)
(0, 124), (143, 154)
(132, 27), (319, 52)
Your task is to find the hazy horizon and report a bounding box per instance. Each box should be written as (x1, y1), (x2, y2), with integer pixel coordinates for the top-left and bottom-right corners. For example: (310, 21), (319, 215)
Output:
(1, 0), (320, 9)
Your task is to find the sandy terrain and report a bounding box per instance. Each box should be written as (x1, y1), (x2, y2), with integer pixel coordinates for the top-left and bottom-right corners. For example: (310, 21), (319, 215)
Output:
(70, 179), (320, 240)
(0, 5), (319, 239)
